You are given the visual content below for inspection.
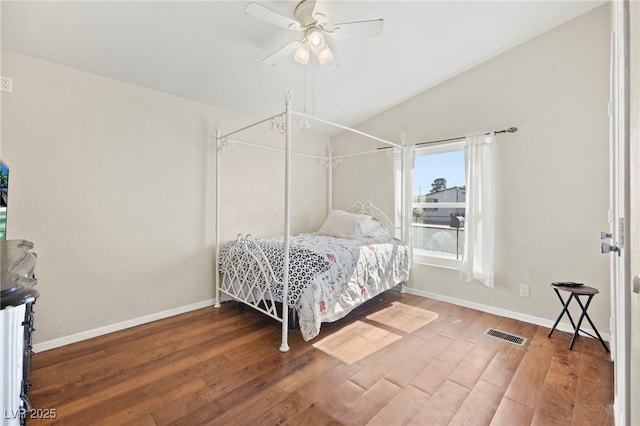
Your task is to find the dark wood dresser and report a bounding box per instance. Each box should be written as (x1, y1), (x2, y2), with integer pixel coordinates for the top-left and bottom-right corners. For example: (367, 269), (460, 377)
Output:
(1, 240), (38, 426)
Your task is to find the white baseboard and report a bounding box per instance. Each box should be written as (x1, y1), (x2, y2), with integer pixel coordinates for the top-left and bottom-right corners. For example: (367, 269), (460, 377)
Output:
(33, 299), (216, 353)
(404, 287), (611, 343)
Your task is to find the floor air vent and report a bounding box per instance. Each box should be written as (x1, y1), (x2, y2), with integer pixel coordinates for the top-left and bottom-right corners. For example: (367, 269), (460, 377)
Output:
(484, 328), (527, 346)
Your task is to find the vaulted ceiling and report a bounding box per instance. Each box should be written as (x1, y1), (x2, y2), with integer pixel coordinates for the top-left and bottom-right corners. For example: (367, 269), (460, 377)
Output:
(1, 1), (605, 132)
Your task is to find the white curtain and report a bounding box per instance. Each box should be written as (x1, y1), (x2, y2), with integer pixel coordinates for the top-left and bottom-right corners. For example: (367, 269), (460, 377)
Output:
(460, 133), (495, 287)
(394, 144), (415, 267)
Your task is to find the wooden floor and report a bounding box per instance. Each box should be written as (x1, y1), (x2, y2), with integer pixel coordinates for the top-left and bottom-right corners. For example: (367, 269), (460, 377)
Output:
(28, 292), (614, 425)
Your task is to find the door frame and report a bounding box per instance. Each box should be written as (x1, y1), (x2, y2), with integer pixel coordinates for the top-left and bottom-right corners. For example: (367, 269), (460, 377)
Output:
(609, 1), (631, 424)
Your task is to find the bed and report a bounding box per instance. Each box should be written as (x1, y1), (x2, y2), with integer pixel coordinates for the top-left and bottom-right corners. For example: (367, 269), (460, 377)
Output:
(218, 202), (410, 343)
(214, 92), (412, 351)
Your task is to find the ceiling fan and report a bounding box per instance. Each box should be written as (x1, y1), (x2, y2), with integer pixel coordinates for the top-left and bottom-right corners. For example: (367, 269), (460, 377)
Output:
(244, 0), (384, 66)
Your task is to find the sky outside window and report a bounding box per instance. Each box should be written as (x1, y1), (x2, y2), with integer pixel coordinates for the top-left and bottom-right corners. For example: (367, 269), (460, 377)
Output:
(413, 150), (465, 197)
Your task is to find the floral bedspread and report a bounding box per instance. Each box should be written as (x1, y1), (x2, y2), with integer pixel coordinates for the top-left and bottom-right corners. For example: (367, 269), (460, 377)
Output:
(284, 233), (410, 341)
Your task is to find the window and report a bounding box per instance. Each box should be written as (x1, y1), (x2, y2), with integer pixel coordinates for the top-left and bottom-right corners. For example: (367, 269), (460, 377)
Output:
(412, 141), (465, 268)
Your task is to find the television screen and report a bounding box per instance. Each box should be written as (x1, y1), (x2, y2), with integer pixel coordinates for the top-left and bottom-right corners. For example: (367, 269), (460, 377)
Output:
(1, 160), (8, 240)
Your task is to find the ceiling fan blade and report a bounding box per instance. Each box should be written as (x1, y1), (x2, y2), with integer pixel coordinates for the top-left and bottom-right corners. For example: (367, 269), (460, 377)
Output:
(329, 19), (384, 39)
(262, 41), (301, 65)
(311, 0), (329, 25)
(245, 2), (301, 31)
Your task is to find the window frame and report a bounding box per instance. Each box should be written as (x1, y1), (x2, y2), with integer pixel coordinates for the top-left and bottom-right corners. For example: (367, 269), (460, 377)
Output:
(412, 140), (466, 269)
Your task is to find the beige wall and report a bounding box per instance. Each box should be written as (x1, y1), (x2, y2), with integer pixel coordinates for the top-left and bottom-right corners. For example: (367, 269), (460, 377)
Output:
(0, 50), (328, 345)
(333, 6), (612, 332)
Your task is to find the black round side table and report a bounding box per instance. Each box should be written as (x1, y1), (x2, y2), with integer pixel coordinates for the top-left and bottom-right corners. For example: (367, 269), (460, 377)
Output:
(547, 282), (609, 353)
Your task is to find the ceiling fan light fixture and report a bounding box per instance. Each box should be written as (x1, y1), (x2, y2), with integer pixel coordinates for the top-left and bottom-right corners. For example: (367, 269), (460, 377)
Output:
(294, 43), (311, 64)
(316, 44), (334, 65)
(306, 28), (325, 52)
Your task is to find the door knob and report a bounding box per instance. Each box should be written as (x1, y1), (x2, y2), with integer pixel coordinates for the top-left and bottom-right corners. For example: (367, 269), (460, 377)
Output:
(601, 242), (620, 255)
(600, 231), (612, 239)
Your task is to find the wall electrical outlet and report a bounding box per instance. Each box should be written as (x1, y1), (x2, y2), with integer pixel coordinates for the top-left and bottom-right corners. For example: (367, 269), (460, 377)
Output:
(1, 76), (13, 93)
(519, 284), (530, 298)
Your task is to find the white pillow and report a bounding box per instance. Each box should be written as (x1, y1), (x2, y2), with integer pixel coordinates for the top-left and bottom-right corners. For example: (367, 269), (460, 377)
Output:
(317, 209), (380, 239)
(363, 222), (390, 238)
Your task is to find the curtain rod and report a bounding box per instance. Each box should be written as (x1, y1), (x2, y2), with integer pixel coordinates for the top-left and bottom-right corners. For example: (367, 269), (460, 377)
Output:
(415, 126), (518, 147)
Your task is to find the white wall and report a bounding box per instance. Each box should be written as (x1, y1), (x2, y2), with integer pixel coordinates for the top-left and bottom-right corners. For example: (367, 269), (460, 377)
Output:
(218, 122), (328, 244)
(0, 50), (328, 345)
(332, 6), (612, 331)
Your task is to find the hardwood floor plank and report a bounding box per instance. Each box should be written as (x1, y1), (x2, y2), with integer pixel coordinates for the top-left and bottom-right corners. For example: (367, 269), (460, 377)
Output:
(448, 378), (504, 425)
(365, 301), (439, 333)
(366, 385), (428, 426)
(348, 334), (425, 390)
(438, 305), (482, 341)
(481, 341), (527, 390)
(409, 338), (475, 395)
(447, 337), (501, 390)
(149, 348), (285, 424)
(490, 396), (535, 426)
(530, 348), (581, 425)
(91, 378), (208, 426)
(43, 350), (227, 424)
(163, 349), (322, 425)
(328, 378), (366, 407)
(190, 380), (291, 426)
(571, 352), (614, 425)
(407, 379), (469, 426)
(455, 311), (503, 344)
(335, 378), (402, 425)
(311, 320), (402, 365)
(289, 403), (345, 426)
(411, 313), (457, 341)
(255, 358), (358, 425)
(128, 413), (159, 426)
(529, 323), (570, 353)
(383, 334), (452, 388)
(503, 346), (553, 408)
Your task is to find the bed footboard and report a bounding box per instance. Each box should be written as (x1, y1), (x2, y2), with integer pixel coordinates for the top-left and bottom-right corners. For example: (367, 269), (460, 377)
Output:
(218, 234), (284, 324)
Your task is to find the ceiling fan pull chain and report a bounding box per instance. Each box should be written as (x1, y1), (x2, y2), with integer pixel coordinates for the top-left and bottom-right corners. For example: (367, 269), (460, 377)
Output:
(303, 63), (308, 113)
(312, 60), (316, 117)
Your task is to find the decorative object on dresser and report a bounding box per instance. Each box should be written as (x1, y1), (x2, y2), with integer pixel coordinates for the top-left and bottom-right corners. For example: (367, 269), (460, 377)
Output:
(1, 240), (38, 426)
(0, 160), (9, 241)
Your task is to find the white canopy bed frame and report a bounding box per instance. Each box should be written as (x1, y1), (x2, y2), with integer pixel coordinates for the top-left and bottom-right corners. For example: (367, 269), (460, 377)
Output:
(214, 91), (409, 352)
